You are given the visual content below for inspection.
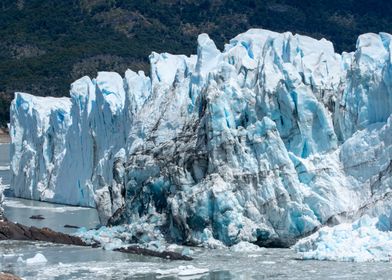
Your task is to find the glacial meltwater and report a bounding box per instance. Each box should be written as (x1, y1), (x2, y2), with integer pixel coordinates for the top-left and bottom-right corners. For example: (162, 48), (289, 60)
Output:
(1, 143), (392, 279)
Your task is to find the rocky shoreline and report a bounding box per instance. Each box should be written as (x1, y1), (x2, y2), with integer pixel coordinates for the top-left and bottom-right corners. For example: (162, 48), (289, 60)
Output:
(0, 219), (86, 245)
(0, 272), (21, 280)
(0, 132), (10, 144)
(0, 218), (192, 260)
(114, 246), (193, 261)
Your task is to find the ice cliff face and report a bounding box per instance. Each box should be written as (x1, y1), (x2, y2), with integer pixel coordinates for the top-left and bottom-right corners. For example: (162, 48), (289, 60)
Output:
(0, 178), (4, 220)
(10, 29), (392, 246)
(10, 71), (150, 207)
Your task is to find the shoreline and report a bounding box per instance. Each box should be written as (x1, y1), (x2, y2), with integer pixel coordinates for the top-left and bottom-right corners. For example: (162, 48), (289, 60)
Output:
(0, 133), (10, 144)
(0, 219), (87, 246)
(0, 218), (192, 261)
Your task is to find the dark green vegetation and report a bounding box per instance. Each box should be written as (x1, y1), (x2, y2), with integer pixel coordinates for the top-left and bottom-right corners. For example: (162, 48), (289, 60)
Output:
(1, 0), (392, 126)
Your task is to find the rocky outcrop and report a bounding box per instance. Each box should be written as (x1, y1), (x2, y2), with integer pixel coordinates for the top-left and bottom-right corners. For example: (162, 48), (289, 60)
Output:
(0, 220), (86, 246)
(114, 246), (192, 260)
(0, 272), (22, 280)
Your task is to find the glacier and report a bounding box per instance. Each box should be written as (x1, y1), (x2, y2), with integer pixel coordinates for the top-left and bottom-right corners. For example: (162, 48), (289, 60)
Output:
(10, 29), (392, 248)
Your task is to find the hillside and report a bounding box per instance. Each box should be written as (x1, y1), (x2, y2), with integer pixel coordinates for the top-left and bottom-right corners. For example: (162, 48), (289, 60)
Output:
(1, 0), (392, 126)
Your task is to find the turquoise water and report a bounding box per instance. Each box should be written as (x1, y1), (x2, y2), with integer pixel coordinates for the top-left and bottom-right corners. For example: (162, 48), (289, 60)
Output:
(1, 144), (392, 279)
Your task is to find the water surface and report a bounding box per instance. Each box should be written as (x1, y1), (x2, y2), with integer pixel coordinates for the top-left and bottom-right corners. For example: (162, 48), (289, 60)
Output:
(1, 237), (392, 280)
(3, 197), (99, 234)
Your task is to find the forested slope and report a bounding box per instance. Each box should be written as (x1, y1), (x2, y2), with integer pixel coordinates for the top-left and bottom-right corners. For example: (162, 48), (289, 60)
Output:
(1, 0), (392, 126)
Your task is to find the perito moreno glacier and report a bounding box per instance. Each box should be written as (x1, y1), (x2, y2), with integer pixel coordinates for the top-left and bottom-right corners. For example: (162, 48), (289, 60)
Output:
(9, 29), (392, 250)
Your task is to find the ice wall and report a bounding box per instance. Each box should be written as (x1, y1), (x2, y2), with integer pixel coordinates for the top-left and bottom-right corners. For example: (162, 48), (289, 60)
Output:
(0, 178), (4, 220)
(10, 29), (392, 247)
(10, 71), (151, 207)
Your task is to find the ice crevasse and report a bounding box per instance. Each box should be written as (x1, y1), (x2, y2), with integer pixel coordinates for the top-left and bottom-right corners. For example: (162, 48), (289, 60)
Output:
(10, 29), (392, 247)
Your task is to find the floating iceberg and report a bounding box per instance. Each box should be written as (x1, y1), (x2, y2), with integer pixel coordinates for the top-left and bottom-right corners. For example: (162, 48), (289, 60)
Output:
(295, 214), (392, 262)
(23, 253), (48, 265)
(11, 29), (392, 247)
(178, 267), (209, 278)
(75, 214), (167, 251)
(156, 265), (209, 278)
(230, 241), (265, 252)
